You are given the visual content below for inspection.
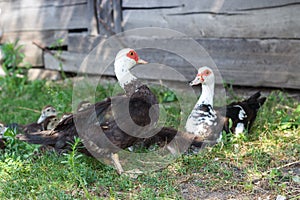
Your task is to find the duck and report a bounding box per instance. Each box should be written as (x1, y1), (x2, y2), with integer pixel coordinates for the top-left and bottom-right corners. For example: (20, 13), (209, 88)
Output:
(6, 105), (57, 134)
(222, 91), (266, 135)
(17, 48), (160, 174)
(24, 105), (57, 133)
(187, 66), (266, 145)
(185, 66), (225, 145)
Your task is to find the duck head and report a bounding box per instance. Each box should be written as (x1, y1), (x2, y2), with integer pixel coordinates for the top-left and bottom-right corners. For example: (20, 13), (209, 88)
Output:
(114, 48), (147, 88)
(77, 100), (92, 112)
(189, 66), (215, 87)
(37, 105), (57, 124)
(189, 66), (215, 106)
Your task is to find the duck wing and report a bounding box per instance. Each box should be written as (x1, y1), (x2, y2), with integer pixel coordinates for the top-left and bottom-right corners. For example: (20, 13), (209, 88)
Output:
(17, 85), (160, 156)
(186, 104), (225, 145)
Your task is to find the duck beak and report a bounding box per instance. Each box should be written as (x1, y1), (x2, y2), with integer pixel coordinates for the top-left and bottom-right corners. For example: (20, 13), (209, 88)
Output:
(37, 114), (46, 124)
(137, 59), (148, 64)
(189, 76), (202, 86)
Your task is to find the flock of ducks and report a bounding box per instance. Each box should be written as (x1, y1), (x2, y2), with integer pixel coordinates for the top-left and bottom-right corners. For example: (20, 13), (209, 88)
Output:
(0, 48), (266, 174)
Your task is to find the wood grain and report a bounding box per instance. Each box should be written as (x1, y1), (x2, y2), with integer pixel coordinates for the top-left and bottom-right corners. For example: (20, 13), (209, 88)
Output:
(0, 0), (89, 32)
(122, 0), (300, 38)
(44, 35), (300, 89)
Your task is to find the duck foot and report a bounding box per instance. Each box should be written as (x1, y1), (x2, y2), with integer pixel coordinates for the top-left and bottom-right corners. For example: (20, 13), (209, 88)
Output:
(111, 153), (124, 175)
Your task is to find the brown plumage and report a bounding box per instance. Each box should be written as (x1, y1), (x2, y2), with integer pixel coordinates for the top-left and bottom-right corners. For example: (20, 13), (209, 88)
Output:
(16, 48), (206, 173)
(6, 105), (57, 134)
(16, 85), (160, 169)
(77, 100), (92, 112)
(20, 118), (55, 134)
(16, 48), (162, 174)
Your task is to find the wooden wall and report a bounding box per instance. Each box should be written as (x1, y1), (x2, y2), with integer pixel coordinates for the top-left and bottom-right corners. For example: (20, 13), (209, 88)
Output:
(1, 0), (300, 89)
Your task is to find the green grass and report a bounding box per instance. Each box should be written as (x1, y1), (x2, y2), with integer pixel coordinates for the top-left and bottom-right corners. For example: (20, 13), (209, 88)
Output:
(0, 75), (299, 199)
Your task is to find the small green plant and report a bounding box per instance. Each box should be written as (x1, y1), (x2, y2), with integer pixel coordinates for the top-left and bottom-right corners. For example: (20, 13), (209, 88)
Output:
(0, 39), (32, 94)
(1, 39), (25, 73)
(62, 137), (91, 199)
(1, 128), (39, 160)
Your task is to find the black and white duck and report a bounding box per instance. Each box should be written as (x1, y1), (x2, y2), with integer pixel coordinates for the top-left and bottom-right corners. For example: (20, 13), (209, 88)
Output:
(223, 91), (266, 135)
(186, 66), (225, 145)
(187, 66), (266, 146)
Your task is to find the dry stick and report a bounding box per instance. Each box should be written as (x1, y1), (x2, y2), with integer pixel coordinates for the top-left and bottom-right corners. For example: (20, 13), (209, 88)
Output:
(274, 160), (300, 170)
(99, 18), (116, 36)
(32, 41), (66, 62)
(17, 106), (40, 113)
(253, 160), (300, 183)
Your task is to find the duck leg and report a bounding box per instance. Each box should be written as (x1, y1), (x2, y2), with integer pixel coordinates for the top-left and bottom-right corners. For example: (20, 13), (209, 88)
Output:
(111, 153), (124, 175)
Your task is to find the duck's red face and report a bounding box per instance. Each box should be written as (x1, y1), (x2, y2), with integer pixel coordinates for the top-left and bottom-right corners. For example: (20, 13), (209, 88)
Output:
(126, 49), (148, 64)
(126, 50), (139, 63)
(197, 69), (212, 82)
(190, 67), (213, 86)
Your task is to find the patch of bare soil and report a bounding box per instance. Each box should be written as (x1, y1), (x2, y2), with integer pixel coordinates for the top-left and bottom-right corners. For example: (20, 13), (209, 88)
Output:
(180, 182), (275, 200)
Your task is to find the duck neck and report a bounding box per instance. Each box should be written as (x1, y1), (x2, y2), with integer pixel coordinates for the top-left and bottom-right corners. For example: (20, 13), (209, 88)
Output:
(196, 82), (214, 107)
(117, 70), (137, 90)
(115, 62), (138, 92)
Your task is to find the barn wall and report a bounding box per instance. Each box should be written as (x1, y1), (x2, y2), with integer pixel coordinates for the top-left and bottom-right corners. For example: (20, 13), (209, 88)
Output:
(0, 0), (299, 89)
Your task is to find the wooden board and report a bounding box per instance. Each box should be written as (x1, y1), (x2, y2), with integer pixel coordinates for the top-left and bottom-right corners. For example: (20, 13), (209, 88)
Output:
(27, 68), (61, 81)
(45, 35), (300, 89)
(1, 31), (68, 66)
(68, 33), (103, 52)
(122, 0), (300, 39)
(0, 0), (89, 32)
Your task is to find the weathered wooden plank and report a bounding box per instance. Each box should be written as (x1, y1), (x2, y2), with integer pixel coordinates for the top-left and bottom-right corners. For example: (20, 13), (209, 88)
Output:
(0, 0), (87, 7)
(45, 51), (90, 73)
(123, 0), (300, 12)
(122, 0), (184, 8)
(68, 34), (103, 52)
(1, 31), (68, 66)
(0, 0), (89, 32)
(97, 0), (114, 36)
(113, 0), (122, 33)
(122, 0), (300, 39)
(27, 68), (61, 81)
(44, 37), (300, 89)
(87, 0), (99, 36)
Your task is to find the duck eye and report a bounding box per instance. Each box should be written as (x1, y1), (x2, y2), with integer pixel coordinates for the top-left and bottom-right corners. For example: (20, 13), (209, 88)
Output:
(130, 51), (134, 56)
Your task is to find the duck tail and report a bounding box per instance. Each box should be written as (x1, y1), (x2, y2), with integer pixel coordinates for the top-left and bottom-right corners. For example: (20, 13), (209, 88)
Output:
(247, 91), (261, 102)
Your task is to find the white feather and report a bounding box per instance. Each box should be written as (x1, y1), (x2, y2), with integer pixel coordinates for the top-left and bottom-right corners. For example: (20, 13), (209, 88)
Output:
(233, 105), (247, 120)
(235, 123), (245, 135)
